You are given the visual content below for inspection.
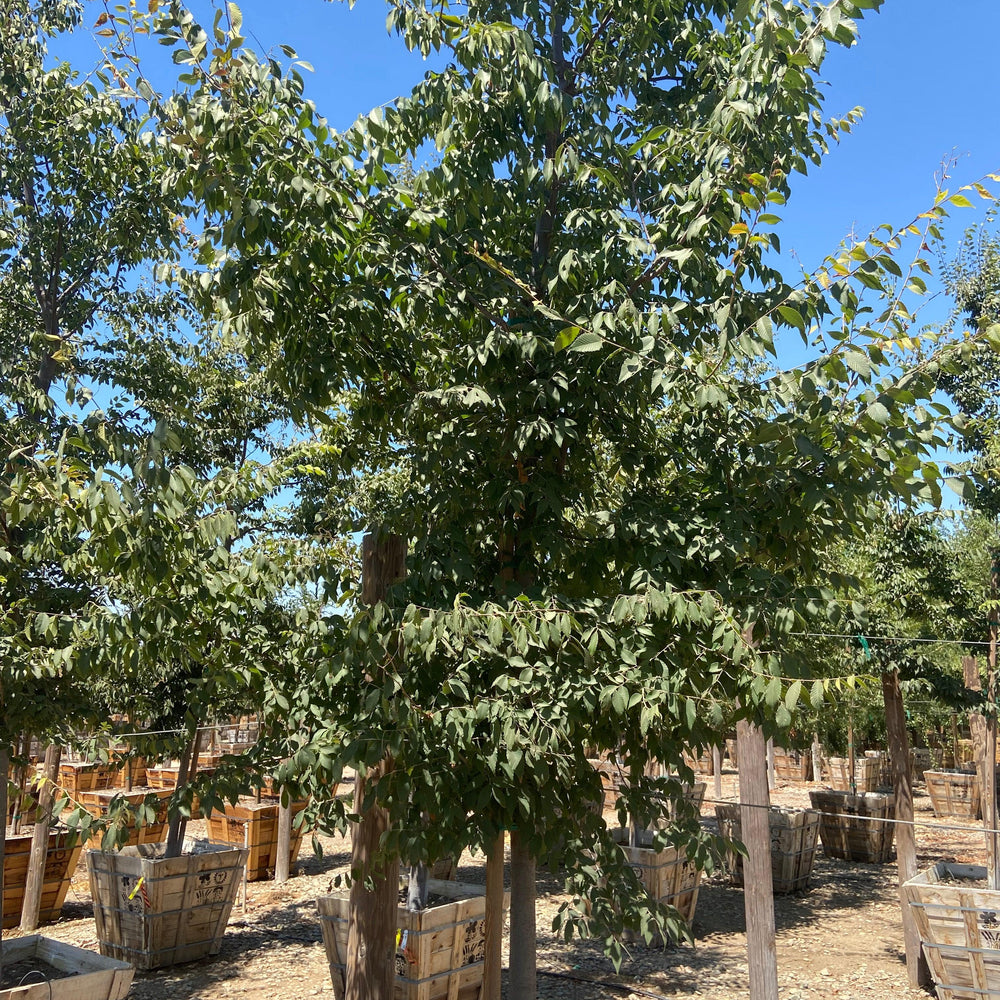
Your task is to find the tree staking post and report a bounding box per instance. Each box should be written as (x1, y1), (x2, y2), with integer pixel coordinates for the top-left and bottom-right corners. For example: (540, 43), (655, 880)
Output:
(482, 831), (505, 1000)
(990, 550), (1000, 891)
(345, 530), (406, 1000)
(737, 719), (778, 1000)
(883, 668), (929, 987)
(19, 743), (61, 932)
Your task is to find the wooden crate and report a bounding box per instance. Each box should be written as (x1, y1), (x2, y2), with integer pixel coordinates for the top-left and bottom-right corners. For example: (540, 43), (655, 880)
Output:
(682, 749), (716, 776)
(715, 804), (820, 894)
(80, 787), (172, 848)
(725, 738), (738, 768)
(773, 749), (813, 782)
(318, 878), (508, 1000)
(809, 789), (895, 864)
(109, 754), (147, 788)
(864, 750), (892, 788)
(3, 831), (83, 929)
(57, 760), (115, 799)
(611, 828), (701, 929)
(0, 935), (134, 1000)
(925, 770), (981, 820)
(824, 756), (880, 793)
(145, 764), (216, 818)
(903, 862), (1000, 999)
(205, 798), (309, 881)
(87, 842), (247, 970)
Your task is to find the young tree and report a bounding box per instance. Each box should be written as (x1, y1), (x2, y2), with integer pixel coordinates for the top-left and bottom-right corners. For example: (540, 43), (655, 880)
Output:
(111, 0), (1000, 994)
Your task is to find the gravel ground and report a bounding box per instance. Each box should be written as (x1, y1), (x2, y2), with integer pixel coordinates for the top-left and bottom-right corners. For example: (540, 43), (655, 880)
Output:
(3, 770), (984, 999)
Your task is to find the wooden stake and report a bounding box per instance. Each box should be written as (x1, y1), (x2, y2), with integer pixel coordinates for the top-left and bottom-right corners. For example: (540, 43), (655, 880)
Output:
(848, 716), (857, 796)
(482, 832), (505, 1000)
(811, 732), (822, 786)
(274, 788), (292, 884)
(989, 549), (1000, 890)
(882, 668), (929, 988)
(713, 745), (723, 801)
(19, 743), (61, 932)
(765, 737), (775, 791)
(737, 719), (778, 1000)
(509, 829), (536, 1000)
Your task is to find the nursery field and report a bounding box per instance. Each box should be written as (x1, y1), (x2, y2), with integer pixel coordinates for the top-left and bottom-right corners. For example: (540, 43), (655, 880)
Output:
(3, 770), (978, 1000)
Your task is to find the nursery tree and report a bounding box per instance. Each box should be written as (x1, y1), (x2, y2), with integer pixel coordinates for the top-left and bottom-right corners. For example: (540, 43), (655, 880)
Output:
(112, 0), (1000, 994)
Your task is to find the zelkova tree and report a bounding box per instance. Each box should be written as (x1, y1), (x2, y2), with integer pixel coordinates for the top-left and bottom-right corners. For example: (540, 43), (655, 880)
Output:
(111, 0), (1000, 994)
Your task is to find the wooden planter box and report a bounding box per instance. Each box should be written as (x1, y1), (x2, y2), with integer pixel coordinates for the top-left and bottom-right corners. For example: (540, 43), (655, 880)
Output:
(612, 828), (701, 930)
(109, 755), (147, 789)
(80, 787), (172, 848)
(0, 936), (133, 1000)
(715, 804), (820, 894)
(318, 878), (507, 1000)
(824, 756), (880, 793)
(205, 798), (309, 881)
(864, 750), (892, 788)
(925, 769), (981, 819)
(773, 749), (812, 782)
(145, 764), (216, 818)
(911, 748), (932, 784)
(87, 841), (248, 970)
(57, 761), (115, 799)
(809, 789), (895, 864)
(3, 831), (82, 929)
(903, 862), (1000, 999)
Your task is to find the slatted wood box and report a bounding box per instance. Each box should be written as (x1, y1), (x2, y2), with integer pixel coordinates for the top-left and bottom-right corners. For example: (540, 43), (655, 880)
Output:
(926, 770), (982, 820)
(903, 862), (1000, 999)
(912, 748), (933, 784)
(145, 763), (217, 818)
(205, 798), (309, 881)
(611, 828), (701, 930)
(317, 878), (508, 1000)
(715, 804), (821, 894)
(773, 749), (813, 782)
(87, 841), (247, 970)
(809, 789), (895, 863)
(0, 935), (134, 1000)
(3, 831), (82, 930)
(79, 787), (172, 848)
(57, 761), (115, 799)
(824, 756), (880, 793)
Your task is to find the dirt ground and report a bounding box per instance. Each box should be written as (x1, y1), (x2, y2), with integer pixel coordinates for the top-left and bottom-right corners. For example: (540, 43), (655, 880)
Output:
(3, 770), (983, 999)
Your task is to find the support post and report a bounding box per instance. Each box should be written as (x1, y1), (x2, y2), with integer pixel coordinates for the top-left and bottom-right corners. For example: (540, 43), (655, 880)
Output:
(713, 745), (723, 801)
(19, 743), (61, 932)
(882, 669), (929, 988)
(482, 831), (505, 1000)
(737, 719), (778, 1000)
(989, 549), (1000, 890)
(766, 737), (775, 791)
(812, 731), (823, 785)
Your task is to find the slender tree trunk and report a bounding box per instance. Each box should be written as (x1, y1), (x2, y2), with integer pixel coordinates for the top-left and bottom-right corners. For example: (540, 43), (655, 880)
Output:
(990, 550), (1000, 890)
(274, 790), (292, 884)
(509, 829), (536, 1000)
(737, 720), (778, 1000)
(20, 743), (61, 931)
(482, 832), (505, 1000)
(882, 669), (929, 988)
(345, 759), (399, 1000)
(164, 729), (198, 859)
(345, 530), (406, 1000)
(812, 731), (822, 785)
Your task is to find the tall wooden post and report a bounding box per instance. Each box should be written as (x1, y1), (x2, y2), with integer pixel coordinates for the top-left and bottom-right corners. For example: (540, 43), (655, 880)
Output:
(882, 669), (929, 988)
(713, 745), (723, 800)
(811, 731), (823, 785)
(482, 832), (505, 1000)
(765, 737), (775, 791)
(989, 549), (1000, 890)
(19, 743), (61, 931)
(345, 530), (405, 1000)
(737, 719), (778, 1000)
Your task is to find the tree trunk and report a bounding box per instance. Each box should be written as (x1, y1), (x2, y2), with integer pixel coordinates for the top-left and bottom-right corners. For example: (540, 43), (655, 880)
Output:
(508, 829), (536, 1000)
(482, 832), (505, 1000)
(737, 720), (778, 1000)
(345, 529), (406, 1000)
(345, 759), (399, 1000)
(811, 731), (823, 786)
(990, 549), (1000, 890)
(882, 669), (929, 988)
(19, 743), (61, 932)
(164, 729), (198, 859)
(274, 790), (292, 884)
